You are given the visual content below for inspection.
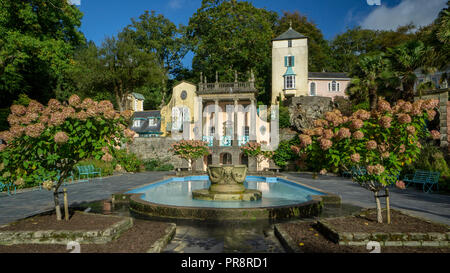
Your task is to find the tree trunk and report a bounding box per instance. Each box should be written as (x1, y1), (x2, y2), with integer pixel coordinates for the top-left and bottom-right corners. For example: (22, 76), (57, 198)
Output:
(374, 191), (383, 223)
(53, 188), (62, 221)
(403, 81), (415, 102)
(369, 87), (378, 111)
(385, 187), (391, 224)
(114, 85), (123, 112)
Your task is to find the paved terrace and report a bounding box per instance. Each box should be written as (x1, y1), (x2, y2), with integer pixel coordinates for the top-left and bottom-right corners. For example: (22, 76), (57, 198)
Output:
(0, 171), (449, 226)
(284, 173), (450, 225)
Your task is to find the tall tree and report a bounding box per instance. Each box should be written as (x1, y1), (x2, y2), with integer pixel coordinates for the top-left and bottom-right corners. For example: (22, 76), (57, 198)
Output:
(274, 11), (334, 72)
(0, 0), (85, 107)
(387, 40), (429, 101)
(69, 35), (165, 111)
(416, 2), (449, 70)
(330, 26), (416, 72)
(186, 0), (277, 103)
(348, 53), (391, 110)
(121, 11), (188, 107)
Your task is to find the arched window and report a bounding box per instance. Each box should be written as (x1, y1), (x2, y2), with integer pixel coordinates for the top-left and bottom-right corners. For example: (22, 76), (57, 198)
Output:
(310, 82), (316, 96)
(221, 153), (232, 165)
(240, 154), (248, 167)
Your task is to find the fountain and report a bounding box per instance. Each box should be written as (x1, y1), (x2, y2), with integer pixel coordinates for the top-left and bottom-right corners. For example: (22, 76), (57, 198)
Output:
(192, 165), (262, 201)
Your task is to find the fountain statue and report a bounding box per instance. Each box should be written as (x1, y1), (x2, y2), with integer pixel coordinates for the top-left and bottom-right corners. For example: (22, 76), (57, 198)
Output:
(192, 165), (262, 201)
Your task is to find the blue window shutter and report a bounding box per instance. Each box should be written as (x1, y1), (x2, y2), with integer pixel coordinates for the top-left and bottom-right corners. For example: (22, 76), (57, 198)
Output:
(284, 56), (287, 67)
(292, 56), (295, 67)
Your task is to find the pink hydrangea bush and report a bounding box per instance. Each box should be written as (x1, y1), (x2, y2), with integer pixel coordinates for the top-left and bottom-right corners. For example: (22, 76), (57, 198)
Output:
(0, 95), (134, 221)
(240, 141), (274, 171)
(291, 99), (440, 223)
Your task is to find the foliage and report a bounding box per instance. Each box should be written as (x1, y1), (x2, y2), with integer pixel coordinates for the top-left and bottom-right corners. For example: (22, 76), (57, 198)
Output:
(186, 0), (277, 104)
(278, 104), (291, 129)
(0, 0), (85, 108)
(274, 11), (334, 72)
(143, 158), (174, 171)
(0, 95), (134, 220)
(169, 140), (211, 170)
(240, 142), (274, 170)
(113, 149), (143, 173)
(272, 137), (300, 169)
(0, 108), (9, 131)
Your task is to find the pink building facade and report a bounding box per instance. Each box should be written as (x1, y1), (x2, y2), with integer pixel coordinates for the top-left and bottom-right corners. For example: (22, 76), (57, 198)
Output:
(307, 72), (350, 99)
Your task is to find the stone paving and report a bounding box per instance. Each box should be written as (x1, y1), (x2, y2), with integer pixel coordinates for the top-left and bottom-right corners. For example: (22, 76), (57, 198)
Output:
(284, 173), (450, 225)
(0, 171), (171, 225)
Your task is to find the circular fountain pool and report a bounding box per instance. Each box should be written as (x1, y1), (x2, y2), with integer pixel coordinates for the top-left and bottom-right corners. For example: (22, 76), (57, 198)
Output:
(121, 176), (339, 220)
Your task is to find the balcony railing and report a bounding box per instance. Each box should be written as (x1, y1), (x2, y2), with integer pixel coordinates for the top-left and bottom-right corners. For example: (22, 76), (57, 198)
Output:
(198, 81), (257, 94)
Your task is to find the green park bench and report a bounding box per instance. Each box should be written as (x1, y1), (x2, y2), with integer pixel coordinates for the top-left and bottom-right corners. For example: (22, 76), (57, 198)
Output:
(342, 166), (367, 177)
(76, 165), (102, 182)
(403, 170), (440, 193)
(0, 181), (16, 196)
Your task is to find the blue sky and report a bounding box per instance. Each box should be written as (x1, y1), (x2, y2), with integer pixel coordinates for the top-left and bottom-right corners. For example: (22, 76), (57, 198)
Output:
(74, 0), (446, 68)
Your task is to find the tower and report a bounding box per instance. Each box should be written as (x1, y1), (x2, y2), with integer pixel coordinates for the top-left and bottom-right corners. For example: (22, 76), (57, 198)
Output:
(271, 25), (308, 104)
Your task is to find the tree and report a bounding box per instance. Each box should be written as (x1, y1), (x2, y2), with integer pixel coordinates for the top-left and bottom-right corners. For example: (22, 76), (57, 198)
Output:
(0, 95), (135, 221)
(387, 40), (429, 102)
(291, 99), (440, 223)
(240, 142), (274, 171)
(416, 2), (449, 70)
(186, 0), (277, 103)
(122, 10), (188, 107)
(68, 34), (166, 111)
(274, 11), (334, 72)
(170, 140), (211, 171)
(0, 0), (85, 108)
(330, 26), (416, 72)
(348, 53), (391, 110)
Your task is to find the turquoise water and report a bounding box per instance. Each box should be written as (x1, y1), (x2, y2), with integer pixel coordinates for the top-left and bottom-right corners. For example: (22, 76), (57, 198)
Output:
(126, 176), (325, 208)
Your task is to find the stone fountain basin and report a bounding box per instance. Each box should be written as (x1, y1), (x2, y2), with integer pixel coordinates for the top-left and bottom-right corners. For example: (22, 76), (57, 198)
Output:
(117, 176), (341, 221)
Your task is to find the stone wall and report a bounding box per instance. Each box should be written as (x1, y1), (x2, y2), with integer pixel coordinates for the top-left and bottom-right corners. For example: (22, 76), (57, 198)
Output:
(286, 96), (334, 132)
(128, 137), (186, 167)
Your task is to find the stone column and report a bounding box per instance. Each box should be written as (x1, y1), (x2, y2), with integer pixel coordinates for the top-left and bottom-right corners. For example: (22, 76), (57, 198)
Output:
(250, 98), (257, 142)
(214, 99), (220, 147)
(233, 99), (238, 147)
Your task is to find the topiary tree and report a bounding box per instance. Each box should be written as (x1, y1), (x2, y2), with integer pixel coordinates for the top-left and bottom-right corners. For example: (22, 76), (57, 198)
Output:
(169, 140), (211, 171)
(291, 99), (440, 223)
(0, 95), (135, 221)
(240, 142), (274, 171)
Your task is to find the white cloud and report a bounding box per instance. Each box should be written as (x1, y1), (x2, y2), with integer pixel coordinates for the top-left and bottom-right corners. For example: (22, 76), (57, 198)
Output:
(360, 0), (446, 31)
(168, 0), (184, 9)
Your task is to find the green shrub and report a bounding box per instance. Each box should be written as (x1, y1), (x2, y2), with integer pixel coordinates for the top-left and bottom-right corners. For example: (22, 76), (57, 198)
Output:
(273, 137), (300, 169)
(114, 149), (143, 172)
(279, 104), (291, 128)
(143, 158), (174, 171)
